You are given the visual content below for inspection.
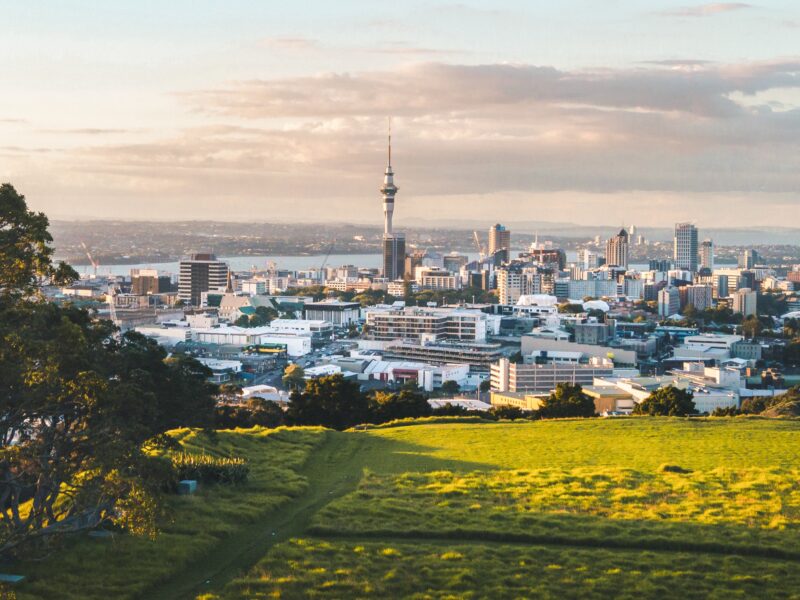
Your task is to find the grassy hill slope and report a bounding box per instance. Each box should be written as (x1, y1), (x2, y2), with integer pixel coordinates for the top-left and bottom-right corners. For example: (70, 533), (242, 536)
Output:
(9, 418), (800, 599)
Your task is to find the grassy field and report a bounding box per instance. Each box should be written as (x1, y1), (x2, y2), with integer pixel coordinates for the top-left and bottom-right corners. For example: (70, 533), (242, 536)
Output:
(221, 538), (800, 599)
(11, 427), (327, 600)
(219, 418), (800, 599)
(10, 417), (800, 598)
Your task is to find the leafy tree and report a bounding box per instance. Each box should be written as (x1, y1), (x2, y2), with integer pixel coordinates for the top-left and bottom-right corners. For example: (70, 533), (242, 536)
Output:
(538, 383), (596, 418)
(440, 380), (461, 396)
(282, 363), (306, 391)
(741, 315), (763, 339)
(286, 374), (370, 430)
(218, 382), (243, 403)
(479, 380), (491, 393)
(215, 398), (285, 429)
(633, 385), (696, 416)
(370, 388), (431, 422)
(0, 183), (77, 296)
(490, 406), (529, 420)
(558, 303), (584, 314)
(0, 186), (215, 555)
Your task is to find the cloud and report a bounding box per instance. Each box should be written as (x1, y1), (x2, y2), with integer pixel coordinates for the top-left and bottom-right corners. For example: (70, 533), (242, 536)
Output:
(9, 59), (800, 225)
(259, 36), (320, 51)
(37, 128), (133, 135)
(185, 60), (800, 120)
(257, 36), (465, 58)
(659, 3), (752, 17)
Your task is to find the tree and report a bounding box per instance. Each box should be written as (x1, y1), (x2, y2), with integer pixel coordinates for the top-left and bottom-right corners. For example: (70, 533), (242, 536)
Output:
(0, 304), (217, 555)
(440, 380), (461, 396)
(218, 382), (243, 403)
(286, 374), (370, 430)
(215, 398), (285, 429)
(0, 186), (215, 555)
(479, 380), (491, 393)
(282, 363), (306, 391)
(538, 383), (596, 418)
(491, 406), (528, 420)
(633, 385), (696, 416)
(741, 315), (763, 339)
(0, 183), (77, 296)
(370, 388), (431, 423)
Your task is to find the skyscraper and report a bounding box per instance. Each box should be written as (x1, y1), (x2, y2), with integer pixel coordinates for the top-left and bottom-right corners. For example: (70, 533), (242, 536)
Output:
(381, 129), (405, 280)
(178, 253), (229, 306)
(674, 223), (699, 272)
(700, 239), (714, 271)
(488, 224), (511, 256)
(605, 229), (629, 269)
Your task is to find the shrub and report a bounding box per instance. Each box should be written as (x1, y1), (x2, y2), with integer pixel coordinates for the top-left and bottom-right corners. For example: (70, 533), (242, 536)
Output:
(658, 464), (692, 474)
(171, 453), (249, 485)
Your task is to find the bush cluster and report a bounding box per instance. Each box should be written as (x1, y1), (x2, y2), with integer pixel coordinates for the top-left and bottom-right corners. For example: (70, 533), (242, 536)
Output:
(171, 453), (249, 485)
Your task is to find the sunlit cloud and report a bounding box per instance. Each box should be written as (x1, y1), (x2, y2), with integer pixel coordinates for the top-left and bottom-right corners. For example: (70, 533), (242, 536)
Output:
(658, 3), (753, 17)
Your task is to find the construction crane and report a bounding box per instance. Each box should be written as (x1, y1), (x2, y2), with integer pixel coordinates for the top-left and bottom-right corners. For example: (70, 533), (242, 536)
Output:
(472, 231), (486, 261)
(81, 241), (99, 278)
(319, 241), (335, 272)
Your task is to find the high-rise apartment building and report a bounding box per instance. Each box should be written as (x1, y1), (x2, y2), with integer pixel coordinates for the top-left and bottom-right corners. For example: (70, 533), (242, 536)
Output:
(674, 223), (699, 272)
(381, 130), (406, 280)
(739, 249), (760, 270)
(605, 229), (629, 269)
(178, 253), (229, 306)
(700, 239), (714, 272)
(732, 288), (757, 317)
(488, 224), (511, 263)
(658, 287), (681, 317)
(496, 265), (547, 305)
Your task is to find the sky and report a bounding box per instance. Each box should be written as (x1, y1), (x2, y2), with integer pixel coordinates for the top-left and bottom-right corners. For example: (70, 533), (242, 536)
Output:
(1, 1), (800, 228)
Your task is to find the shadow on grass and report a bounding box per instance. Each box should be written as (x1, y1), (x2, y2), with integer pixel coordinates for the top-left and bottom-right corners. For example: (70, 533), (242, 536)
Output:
(344, 429), (500, 474)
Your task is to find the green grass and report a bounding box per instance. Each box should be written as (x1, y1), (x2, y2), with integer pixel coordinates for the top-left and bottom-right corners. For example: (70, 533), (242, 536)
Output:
(219, 538), (800, 599)
(357, 418), (800, 471)
(312, 467), (800, 558)
(11, 418), (800, 599)
(12, 426), (326, 600)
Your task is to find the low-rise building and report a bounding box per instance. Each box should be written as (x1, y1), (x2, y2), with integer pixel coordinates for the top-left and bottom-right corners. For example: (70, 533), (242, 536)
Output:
(490, 357), (615, 393)
(302, 300), (362, 326)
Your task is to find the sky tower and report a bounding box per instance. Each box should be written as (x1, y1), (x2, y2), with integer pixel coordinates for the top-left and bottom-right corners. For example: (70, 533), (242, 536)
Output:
(380, 123), (405, 280)
(381, 125), (398, 234)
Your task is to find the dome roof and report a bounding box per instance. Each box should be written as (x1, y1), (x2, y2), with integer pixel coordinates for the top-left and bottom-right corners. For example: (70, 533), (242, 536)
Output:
(582, 300), (610, 312)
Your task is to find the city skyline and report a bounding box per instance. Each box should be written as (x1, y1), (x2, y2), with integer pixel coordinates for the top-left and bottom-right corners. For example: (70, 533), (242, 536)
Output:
(2, 1), (800, 226)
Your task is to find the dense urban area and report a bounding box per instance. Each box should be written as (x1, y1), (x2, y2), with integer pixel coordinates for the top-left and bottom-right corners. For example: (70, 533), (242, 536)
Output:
(3, 139), (800, 599)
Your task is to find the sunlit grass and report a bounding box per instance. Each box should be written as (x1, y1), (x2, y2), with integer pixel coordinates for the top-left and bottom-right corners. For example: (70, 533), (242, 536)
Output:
(218, 538), (800, 599)
(15, 427), (326, 600)
(312, 467), (800, 556)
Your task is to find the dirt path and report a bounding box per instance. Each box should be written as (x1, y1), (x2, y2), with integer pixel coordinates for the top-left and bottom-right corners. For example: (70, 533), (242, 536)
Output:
(145, 431), (367, 600)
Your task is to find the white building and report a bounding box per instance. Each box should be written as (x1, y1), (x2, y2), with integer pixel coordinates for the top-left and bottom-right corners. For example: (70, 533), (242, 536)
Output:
(191, 326), (312, 356)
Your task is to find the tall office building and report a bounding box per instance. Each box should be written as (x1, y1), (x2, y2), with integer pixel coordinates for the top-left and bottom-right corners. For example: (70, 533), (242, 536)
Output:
(605, 229), (629, 269)
(381, 130), (405, 280)
(178, 253), (229, 306)
(131, 268), (173, 295)
(700, 239), (714, 271)
(739, 249), (760, 269)
(674, 223), (699, 272)
(488, 224), (511, 263)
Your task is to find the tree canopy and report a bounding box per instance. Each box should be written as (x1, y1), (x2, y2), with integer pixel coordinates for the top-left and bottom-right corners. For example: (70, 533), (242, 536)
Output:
(538, 383), (596, 418)
(0, 184), (216, 556)
(633, 386), (696, 416)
